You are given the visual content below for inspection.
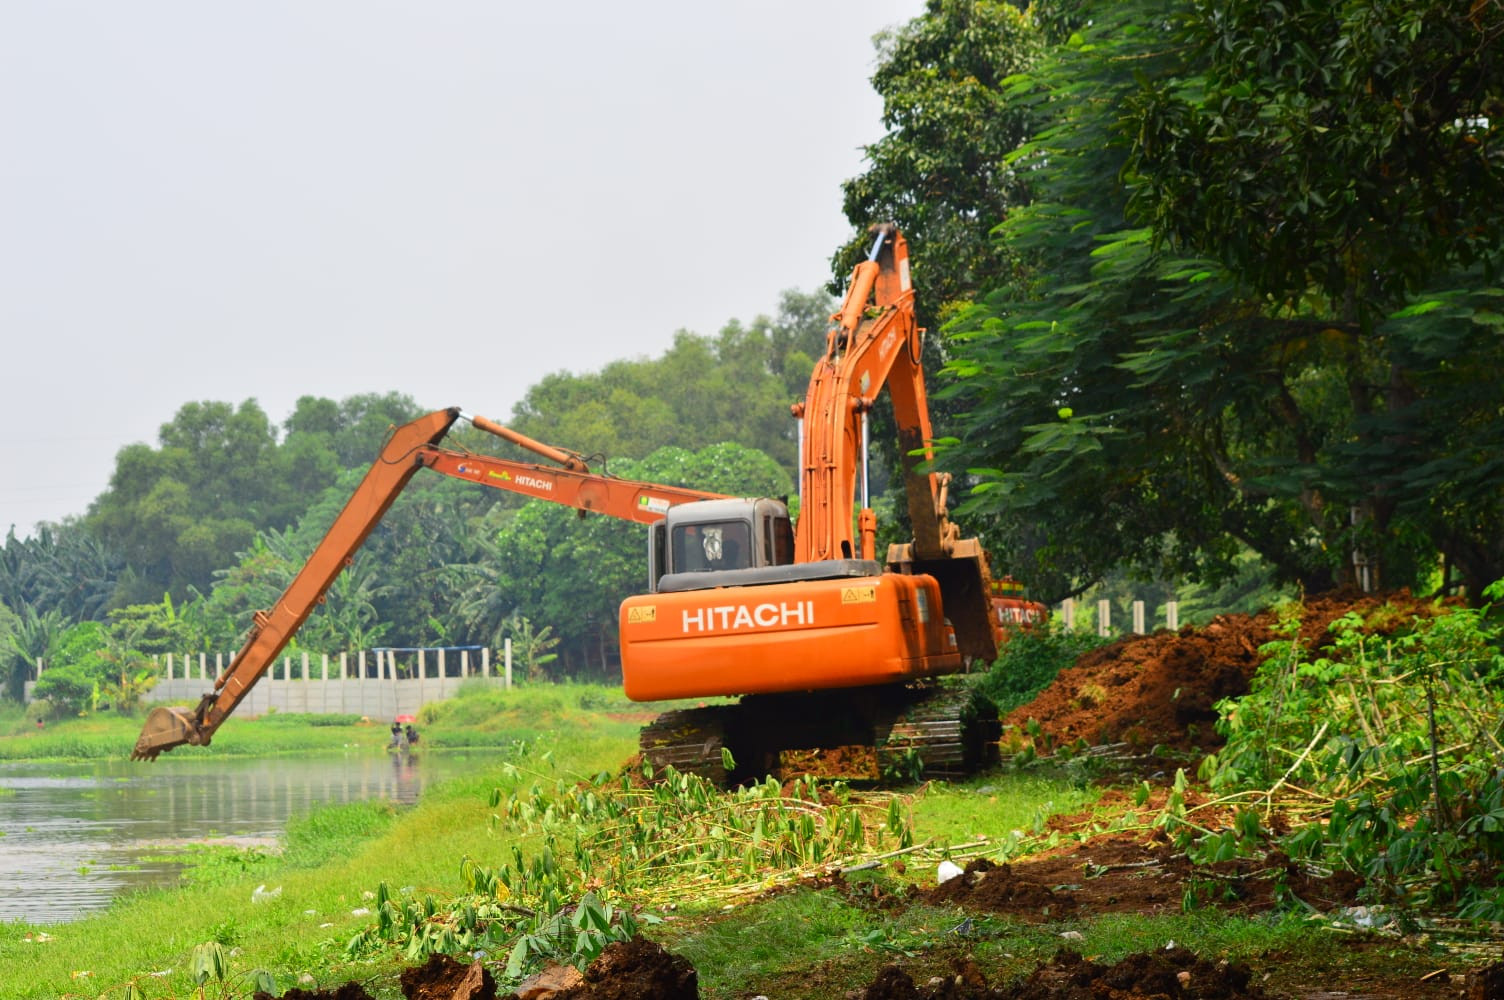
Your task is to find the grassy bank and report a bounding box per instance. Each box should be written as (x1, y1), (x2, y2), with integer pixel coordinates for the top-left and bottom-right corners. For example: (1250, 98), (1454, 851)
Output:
(0, 685), (1456, 999)
(0, 678), (655, 761)
(0, 684), (650, 998)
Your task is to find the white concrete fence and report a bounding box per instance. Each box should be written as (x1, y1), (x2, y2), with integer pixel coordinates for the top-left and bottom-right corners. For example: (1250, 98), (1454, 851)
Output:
(1057, 598), (1180, 637)
(26, 642), (520, 720)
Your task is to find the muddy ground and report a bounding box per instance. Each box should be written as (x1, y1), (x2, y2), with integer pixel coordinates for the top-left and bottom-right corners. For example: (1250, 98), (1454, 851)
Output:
(265, 591), (1493, 1000)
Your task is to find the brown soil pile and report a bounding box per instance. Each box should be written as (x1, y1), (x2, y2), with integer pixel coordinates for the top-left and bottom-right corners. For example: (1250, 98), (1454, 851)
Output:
(402, 953), (496, 1000)
(253, 982), (376, 1000)
(502, 937), (697, 1000)
(855, 948), (1266, 999)
(912, 841), (1362, 921)
(1006, 590), (1442, 754)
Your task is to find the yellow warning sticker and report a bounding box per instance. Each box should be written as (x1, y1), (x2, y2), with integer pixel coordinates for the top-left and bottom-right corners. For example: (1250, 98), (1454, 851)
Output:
(841, 586), (878, 604)
(626, 606), (657, 624)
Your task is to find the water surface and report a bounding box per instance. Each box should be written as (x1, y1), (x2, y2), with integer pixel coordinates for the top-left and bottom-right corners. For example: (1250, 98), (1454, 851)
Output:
(0, 750), (495, 924)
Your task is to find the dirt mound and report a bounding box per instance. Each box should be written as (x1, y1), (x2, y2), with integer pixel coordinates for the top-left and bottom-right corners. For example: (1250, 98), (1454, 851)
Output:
(402, 953), (496, 1000)
(853, 947), (1265, 999)
(1007, 590), (1441, 754)
(911, 832), (1362, 921)
(522, 936), (698, 1000)
(253, 981), (376, 1000)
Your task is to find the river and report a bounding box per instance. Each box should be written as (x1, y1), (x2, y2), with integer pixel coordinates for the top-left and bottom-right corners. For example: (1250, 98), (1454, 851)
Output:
(0, 750), (495, 925)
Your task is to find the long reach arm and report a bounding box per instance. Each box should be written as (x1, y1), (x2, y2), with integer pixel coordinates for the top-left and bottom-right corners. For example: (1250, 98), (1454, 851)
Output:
(132, 408), (727, 760)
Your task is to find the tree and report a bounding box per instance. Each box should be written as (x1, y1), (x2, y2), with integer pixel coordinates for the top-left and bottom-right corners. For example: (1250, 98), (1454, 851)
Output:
(507, 291), (832, 474)
(837, 0), (1043, 322)
(5, 604), (63, 702)
(87, 394), (427, 606)
(298, 551), (392, 652)
(283, 392), (422, 467)
(833, 2), (1046, 549)
(505, 616), (559, 683)
(934, 0), (1504, 598)
(106, 594), (193, 656)
(88, 400), (277, 600)
(31, 620), (111, 716)
(0, 522), (122, 622)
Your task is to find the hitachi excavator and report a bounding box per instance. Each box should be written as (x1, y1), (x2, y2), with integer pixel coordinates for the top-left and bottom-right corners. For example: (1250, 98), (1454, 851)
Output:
(133, 225), (1040, 782)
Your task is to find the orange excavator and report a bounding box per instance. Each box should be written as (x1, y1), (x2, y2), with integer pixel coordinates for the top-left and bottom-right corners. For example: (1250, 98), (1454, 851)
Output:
(133, 225), (1041, 780)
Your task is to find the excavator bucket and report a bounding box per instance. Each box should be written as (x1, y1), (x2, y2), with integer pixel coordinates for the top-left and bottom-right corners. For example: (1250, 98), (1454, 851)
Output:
(888, 537), (999, 664)
(131, 706), (203, 761)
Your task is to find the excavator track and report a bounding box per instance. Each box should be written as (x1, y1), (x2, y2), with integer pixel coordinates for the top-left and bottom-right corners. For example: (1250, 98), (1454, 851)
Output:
(638, 707), (730, 785)
(872, 683), (1000, 780)
(638, 681), (1000, 786)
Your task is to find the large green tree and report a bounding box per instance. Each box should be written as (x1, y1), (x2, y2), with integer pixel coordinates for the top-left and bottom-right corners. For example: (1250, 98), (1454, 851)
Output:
(89, 400), (285, 600)
(88, 394), (425, 604)
(507, 290), (832, 472)
(836, 0), (1042, 322)
(935, 0), (1504, 600)
(832, 1), (1045, 553)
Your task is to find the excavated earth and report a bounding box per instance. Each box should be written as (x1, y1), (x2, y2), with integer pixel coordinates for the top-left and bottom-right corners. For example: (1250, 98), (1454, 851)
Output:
(262, 591), (1494, 1000)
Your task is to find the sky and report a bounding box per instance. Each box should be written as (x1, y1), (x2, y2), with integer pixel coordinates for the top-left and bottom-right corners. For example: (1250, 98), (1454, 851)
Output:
(0, 1), (923, 538)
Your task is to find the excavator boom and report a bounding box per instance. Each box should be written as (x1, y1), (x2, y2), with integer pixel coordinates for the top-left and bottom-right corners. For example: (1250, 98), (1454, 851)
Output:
(134, 408), (462, 760)
(133, 408), (728, 760)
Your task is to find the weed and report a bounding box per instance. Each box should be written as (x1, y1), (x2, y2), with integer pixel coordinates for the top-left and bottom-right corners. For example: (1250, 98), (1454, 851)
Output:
(1204, 587), (1504, 919)
(975, 620), (1108, 715)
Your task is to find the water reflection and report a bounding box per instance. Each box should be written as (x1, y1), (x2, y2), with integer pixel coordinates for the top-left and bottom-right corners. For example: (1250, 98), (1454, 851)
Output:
(0, 750), (491, 925)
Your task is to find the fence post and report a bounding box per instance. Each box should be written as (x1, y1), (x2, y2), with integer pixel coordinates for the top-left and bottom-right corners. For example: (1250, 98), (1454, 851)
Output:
(199, 653), (208, 680)
(505, 638), (513, 689)
(482, 646), (490, 679)
(1097, 599), (1111, 637)
(1060, 599), (1074, 630)
(1166, 601), (1179, 630)
(1132, 600), (1145, 634)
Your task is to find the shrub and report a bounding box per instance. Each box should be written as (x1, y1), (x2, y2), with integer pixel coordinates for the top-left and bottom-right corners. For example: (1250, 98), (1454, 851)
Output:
(974, 621), (1107, 715)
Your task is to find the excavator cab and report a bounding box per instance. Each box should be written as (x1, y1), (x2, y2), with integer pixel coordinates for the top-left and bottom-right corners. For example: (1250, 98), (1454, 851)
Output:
(647, 497), (795, 592)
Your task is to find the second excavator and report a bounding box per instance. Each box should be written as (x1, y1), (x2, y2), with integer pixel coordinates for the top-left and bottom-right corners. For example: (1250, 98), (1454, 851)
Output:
(134, 225), (1039, 782)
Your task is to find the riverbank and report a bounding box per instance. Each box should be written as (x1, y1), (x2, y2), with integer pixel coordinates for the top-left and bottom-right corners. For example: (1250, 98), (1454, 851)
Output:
(0, 683), (651, 998)
(0, 677), (1484, 999)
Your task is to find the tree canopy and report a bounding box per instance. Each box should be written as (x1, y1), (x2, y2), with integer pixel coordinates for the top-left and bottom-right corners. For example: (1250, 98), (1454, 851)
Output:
(872, 0), (1504, 600)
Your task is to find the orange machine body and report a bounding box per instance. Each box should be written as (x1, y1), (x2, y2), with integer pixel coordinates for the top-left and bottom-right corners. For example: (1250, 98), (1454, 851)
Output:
(619, 572), (961, 701)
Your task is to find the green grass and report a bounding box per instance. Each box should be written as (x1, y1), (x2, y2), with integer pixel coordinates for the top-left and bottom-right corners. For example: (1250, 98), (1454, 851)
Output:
(0, 685), (1460, 998)
(0, 683), (645, 999)
(906, 770), (1099, 855)
(0, 681), (672, 761)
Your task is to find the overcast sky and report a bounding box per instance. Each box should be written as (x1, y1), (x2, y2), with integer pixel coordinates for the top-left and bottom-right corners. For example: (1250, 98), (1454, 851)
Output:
(0, 1), (922, 537)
